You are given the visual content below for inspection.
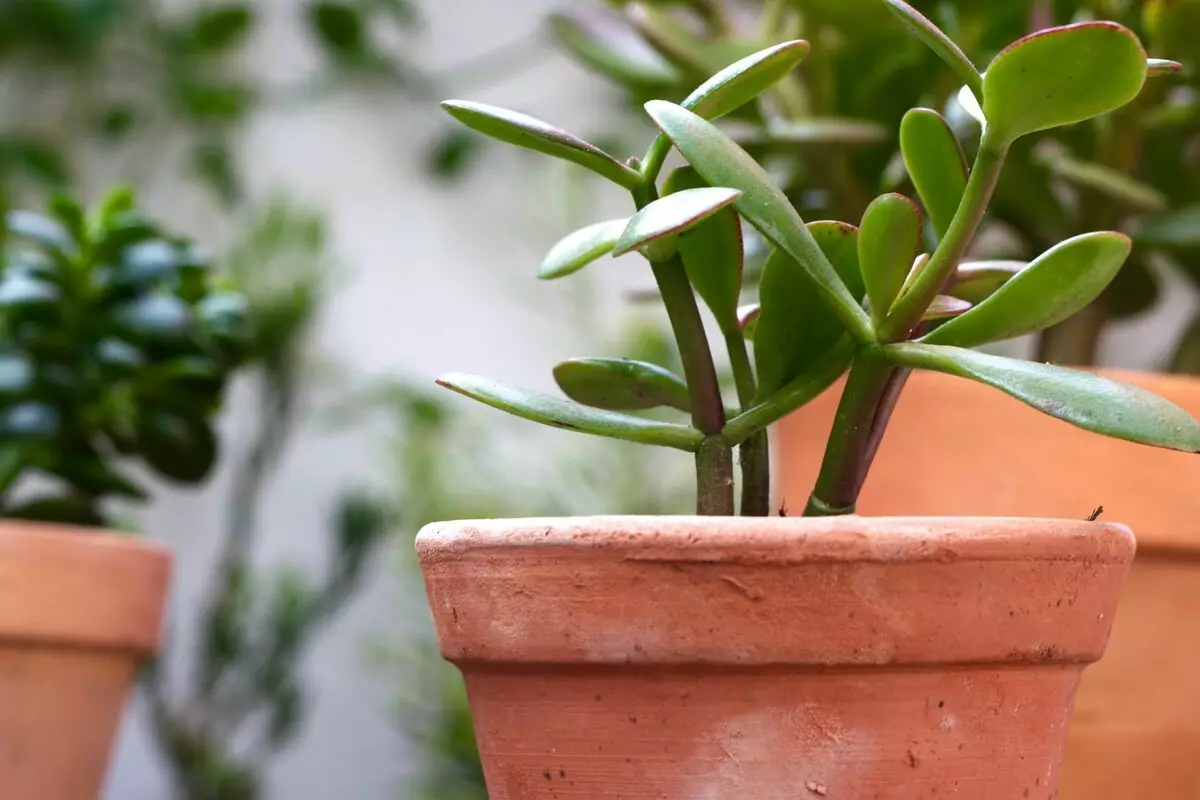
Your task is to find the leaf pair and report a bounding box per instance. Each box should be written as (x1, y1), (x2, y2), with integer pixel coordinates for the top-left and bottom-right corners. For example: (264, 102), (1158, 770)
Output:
(886, 0), (1149, 147)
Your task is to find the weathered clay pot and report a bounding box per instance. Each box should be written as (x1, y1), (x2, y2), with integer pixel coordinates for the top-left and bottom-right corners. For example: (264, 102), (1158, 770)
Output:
(417, 515), (1132, 799)
(777, 369), (1200, 800)
(0, 521), (171, 799)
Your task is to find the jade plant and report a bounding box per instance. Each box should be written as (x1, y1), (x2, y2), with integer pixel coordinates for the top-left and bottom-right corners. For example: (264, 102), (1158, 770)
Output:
(435, 1), (1200, 516)
(0, 188), (248, 526)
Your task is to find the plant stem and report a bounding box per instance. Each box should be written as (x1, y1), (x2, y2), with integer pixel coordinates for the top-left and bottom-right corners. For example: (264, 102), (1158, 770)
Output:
(725, 331), (769, 516)
(696, 435), (735, 515)
(722, 335), (856, 445)
(804, 350), (893, 516)
(632, 183), (731, 513)
(880, 129), (1009, 342)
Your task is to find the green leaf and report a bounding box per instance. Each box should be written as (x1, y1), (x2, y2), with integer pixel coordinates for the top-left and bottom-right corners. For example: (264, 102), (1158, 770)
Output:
(441, 101), (641, 189)
(553, 358), (691, 412)
(1106, 256), (1159, 320)
(0, 272), (59, 309)
(733, 119), (889, 148)
(548, 11), (681, 88)
(6, 210), (72, 255)
(613, 187), (740, 259)
(115, 294), (192, 340)
(982, 22), (1147, 145)
(1136, 204), (1200, 248)
(883, 0), (982, 99)
(754, 221), (864, 397)
(5, 495), (102, 526)
(680, 39), (809, 121)
(436, 373), (703, 451)
(538, 219), (627, 280)
(645, 100), (873, 343)
(137, 412), (219, 483)
(1039, 152), (1167, 212)
(0, 447), (24, 496)
(922, 294), (971, 321)
(0, 352), (33, 394)
(187, 5), (253, 53)
(663, 167), (744, 332)
(947, 260), (1025, 304)
(922, 232), (1131, 348)
(626, 3), (724, 75)
(309, 1), (365, 58)
(899, 108), (966, 239)
(858, 193), (922, 326)
(0, 402), (59, 439)
(883, 343), (1200, 452)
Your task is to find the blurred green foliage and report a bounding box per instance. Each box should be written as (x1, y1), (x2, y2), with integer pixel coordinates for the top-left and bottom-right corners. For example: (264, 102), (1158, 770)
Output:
(0, 187), (248, 525)
(0, 0), (420, 208)
(141, 199), (391, 800)
(497, 0), (1200, 369)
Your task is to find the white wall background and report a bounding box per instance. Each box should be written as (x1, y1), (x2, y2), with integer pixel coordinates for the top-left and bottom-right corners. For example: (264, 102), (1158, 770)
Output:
(95, 1), (1195, 798)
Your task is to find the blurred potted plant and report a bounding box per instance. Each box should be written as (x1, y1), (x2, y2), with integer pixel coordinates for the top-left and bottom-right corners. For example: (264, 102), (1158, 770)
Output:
(549, 3), (1200, 795)
(417, 12), (1200, 797)
(0, 187), (248, 797)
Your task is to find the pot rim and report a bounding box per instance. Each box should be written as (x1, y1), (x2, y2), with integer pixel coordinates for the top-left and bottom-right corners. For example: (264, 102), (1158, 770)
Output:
(417, 514), (1134, 565)
(0, 521), (171, 654)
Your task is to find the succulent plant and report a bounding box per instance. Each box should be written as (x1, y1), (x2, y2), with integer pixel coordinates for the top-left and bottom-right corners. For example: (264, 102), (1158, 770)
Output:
(0, 187), (249, 526)
(435, 1), (1200, 516)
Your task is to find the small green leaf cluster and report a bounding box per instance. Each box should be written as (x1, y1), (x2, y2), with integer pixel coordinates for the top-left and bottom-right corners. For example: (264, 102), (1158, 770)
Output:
(436, 2), (1200, 516)
(0, 187), (250, 525)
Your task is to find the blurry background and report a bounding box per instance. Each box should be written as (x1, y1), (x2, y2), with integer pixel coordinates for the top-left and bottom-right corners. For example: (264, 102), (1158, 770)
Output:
(1, 0), (1197, 797)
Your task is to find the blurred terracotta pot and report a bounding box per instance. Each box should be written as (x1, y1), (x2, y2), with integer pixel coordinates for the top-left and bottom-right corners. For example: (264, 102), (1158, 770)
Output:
(0, 521), (171, 799)
(418, 515), (1132, 799)
(777, 368), (1200, 800)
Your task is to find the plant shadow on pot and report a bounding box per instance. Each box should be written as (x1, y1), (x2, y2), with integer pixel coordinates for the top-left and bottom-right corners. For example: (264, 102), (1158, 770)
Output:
(418, 515), (1132, 800)
(778, 369), (1200, 800)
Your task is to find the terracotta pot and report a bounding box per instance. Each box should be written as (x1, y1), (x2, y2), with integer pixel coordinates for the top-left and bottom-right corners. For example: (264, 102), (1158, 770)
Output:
(418, 515), (1132, 799)
(0, 521), (171, 799)
(776, 369), (1200, 800)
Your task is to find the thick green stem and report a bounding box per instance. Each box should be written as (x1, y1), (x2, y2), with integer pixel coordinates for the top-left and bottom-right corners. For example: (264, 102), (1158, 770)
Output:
(880, 129), (1009, 342)
(804, 350), (894, 516)
(632, 183), (730, 513)
(696, 435), (735, 515)
(725, 331), (769, 516)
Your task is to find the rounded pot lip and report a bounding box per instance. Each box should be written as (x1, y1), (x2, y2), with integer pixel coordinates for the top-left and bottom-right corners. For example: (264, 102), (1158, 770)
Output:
(418, 516), (1135, 668)
(0, 520), (172, 654)
(417, 514), (1135, 565)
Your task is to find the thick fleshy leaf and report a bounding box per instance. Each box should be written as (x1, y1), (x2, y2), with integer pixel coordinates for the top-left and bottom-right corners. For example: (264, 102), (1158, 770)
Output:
(6, 210), (73, 255)
(681, 40), (809, 121)
(859, 193), (922, 326)
(0, 447), (23, 495)
(1136, 205), (1200, 248)
(883, 0), (982, 99)
(0, 402), (59, 439)
(436, 373), (704, 451)
(549, 10), (681, 88)
(115, 293), (192, 339)
(922, 232), (1131, 348)
(733, 119), (888, 148)
(663, 167), (743, 331)
(137, 412), (218, 483)
(754, 221), (864, 397)
(441, 100), (641, 188)
(539, 218), (628, 279)
(982, 22), (1147, 144)
(0, 272), (59, 308)
(1040, 153), (1167, 212)
(948, 260), (1025, 304)
(553, 358), (690, 412)
(5, 495), (102, 526)
(613, 187), (741, 258)
(883, 343), (1200, 452)
(1147, 58), (1183, 76)
(645, 100), (872, 343)
(899, 108), (966, 239)
(922, 295), (972, 321)
(0, 352), (33, 394)
(626, 4), (723, 75)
